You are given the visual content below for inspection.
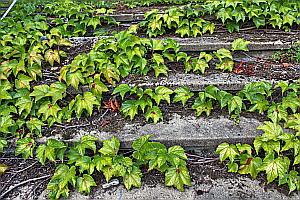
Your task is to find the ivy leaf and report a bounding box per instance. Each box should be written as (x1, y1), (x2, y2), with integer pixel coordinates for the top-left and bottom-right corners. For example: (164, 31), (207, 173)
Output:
(253, 15), (265, 28)
(274, 81), (289, 95)
(165, 158), (191, 192)
(99, 137), (120, 156)
(228, 96), (243, 115)
(283, 14), (295, 26)
(137, 96), (153, 113)
(123, 166), (142, 190)
(0, 85), (12, 104)
(282, 94), (300, 113)
(76, 174), (96, 194)
(232, 7), (246, 22)
(15, 137), (36, 160)
(226, 20), (240, 33)
(113, 84), (131, 100)
(279, 170), (299, 193)
(257, 121), (283, 136)
(285, 113), (300, 136)
(277, 134), (299, 152)
(151, 63), (169, 77)
(217, 91), (232, 109)
(75, 156), (95, 174)
(167, 146), (188, 165)
(238, 155), (262, 178)
(204, 85), (220, 100)
(36, 144), (56, 165)
(192, 98), (213, 117)
(46, 82), (67, 104)
(0, 115), (15, 133)
(38, 101), (61, 121)
(152, 54), (164, 65)
(26, 118), (44, 134)
(30, 84), (50, 102)
(100, 64), (120, 83)
(231, 38), (251, 51)
(253, 136), (280, 156)
(66, 148), (83, 164)
(66, 71), (85, 90)
(216, 142), (239, 162)
(74, 135), (98, 156)
(193, 59), (209, 74)
(202, 22), (215, 34)
(145, 106), (163, 124)
(15, 74), (33, 90)
(227, 161), (239, 172)
(45, 49), (60, 66)
(214, 48), (232, 61)
(0, 138), (8, 152)
(236, 143), (252, 155)
(152, 86), (173, 105)
(173, 87), (194, 106)
(0, 164), (9, 175)
(216, 7), (233, 23)
(121, 100), (139, 120)
(132, 135), (152, 160)
(258, 155), (290, 183)
(51, 164), (77, 189)
(94, 155), (112, 171)
(215, 58), (234, 72)
(175, 25), (190, 37)
(74, 92), (100, 118)
(248, 100), (269, 114)
(15, 96), (33, 117)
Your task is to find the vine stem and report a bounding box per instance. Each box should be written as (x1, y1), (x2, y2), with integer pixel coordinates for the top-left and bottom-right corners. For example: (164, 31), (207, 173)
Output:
(0, 175), (51, 199)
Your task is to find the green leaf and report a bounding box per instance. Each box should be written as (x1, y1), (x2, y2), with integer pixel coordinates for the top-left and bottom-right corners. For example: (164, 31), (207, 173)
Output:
(132, 135), (152, 160)
(123, 166), (142, 190)
(15, 74), (33, 90)
(285, 113), (300, 136)
(0, 164), (9, 175)
(279, 170), (299, 194)
(15, 96), (33, 117)
(94, 155), (112, 171)
(26, 118), (44, 134)
(113, 84), (131, 100)
(15, 137), (36, 160)
(236, 143), (252, 155)
(214, 48), (233, 61)
(45, 49), (60, 66)
(173, 87), (194, 106)
(0, 85), (12, 104)
(216, 143), (239, 162)
(0, 115), (15, 133)
(30, 84), (50, 102)
(227, 161), (239, 172)
(145, 106), (163, 124)
(217, 91), (232, 109)
(152, 54), (164, 65)
(226, 20), (240, 33)
(153, 86), (173, 105)
(165, 158), (191, 191)
(192, 98), (213, 117)
(99, 137), (120, 156)
(66, 71), (85, 90)
(215, 58), (234, 72)
(193, 59), (209, 74)
(152, 63), (169, 77)
(74, 92), (100, 118)
(274, 81), (289, 95)
(204, 85), (220, 100)
(253, 16), (265, 28)
(238, 155), (262, 178)
(231, 38), (251, 51)
(75, 156), (95, 174)
(46, 82), (67, 104)
(216, 7), (233, 23)
(257, 121), (283, 136)
(0, 138), (8, 152)
(253, 136), (281, 156)
(51, 164), (77, 189)
(76, 174), (96, 194)
(248, 100), (269, 114)
(258, 155), (290, 183)
(36, 144), (56, 165)
(228, 96), (243, 115)
(277, 134), (299, 152)
(121, 100), (139, 120)
(74, 135), (98, 156)
(38, 101), (61, 121)
(168, 146), (188, 165)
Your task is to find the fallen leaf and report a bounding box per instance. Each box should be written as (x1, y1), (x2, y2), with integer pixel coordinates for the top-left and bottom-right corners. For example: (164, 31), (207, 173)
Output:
(101, 120), (111, 127)
(233, 68), (244, 74)
(0, 164), (9, 175)
(282, 63), (290, 67)
(103, 99), (120, 112)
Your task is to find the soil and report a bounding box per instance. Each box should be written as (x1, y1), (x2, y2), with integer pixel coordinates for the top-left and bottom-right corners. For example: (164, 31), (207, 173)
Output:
(0, 148), (291, 200)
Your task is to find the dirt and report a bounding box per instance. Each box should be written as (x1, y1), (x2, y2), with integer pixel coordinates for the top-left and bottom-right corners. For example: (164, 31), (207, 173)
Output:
(0, 147), (292, 200)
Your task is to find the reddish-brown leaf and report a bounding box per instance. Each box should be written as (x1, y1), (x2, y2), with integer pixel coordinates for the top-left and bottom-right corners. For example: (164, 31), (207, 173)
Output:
(101, 120), (110, 127)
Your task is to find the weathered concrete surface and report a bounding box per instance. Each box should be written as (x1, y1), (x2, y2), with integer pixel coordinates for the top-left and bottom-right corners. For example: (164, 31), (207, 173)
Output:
(36, 176), (300, 200)
(68, 37), (292, 52)
(37, 114), (264, 148)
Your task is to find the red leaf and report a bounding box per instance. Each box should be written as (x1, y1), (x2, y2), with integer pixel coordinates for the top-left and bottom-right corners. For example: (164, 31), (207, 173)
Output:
(101, 120), (110, 127)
